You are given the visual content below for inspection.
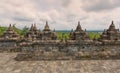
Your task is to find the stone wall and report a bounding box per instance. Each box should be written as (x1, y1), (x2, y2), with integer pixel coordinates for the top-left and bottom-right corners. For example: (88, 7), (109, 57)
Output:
(0, 39), (120, 60)
(15, 41), (120, 60)
(0, 41), (20, 52)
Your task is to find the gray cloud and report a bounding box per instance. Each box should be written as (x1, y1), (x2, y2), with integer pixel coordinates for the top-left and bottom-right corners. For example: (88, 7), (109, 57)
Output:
(13, 17), (34, 22)
(82, 0), (120, 12)
(61, 0), (72, 7)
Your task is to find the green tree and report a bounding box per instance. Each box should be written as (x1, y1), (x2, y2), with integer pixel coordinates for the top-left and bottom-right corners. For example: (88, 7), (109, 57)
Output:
(12, 24), (22, 35)
(20, 26), (29, 35)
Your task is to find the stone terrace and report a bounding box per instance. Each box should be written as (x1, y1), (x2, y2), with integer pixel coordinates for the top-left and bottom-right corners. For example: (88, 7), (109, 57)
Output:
(0, 53), (120, 73)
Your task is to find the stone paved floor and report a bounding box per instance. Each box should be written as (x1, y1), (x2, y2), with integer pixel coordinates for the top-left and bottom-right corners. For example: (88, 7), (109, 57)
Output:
(0, 53), (120, 73)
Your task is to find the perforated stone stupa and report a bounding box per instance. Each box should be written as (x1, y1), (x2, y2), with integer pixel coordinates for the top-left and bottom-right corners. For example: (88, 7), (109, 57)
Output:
(99, 21), (120, 43)
(42, 21), (57, 40)
(69, 21), (90, 40)
(0, 24), (19, 40)
(24, 24), (42, 41)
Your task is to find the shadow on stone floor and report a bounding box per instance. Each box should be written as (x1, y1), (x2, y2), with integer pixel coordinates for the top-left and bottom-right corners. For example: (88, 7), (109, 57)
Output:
(14, 54), (120, 61)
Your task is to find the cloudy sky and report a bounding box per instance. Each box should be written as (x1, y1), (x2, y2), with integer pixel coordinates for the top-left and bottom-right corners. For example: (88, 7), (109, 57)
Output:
(0, 0), (120, 30)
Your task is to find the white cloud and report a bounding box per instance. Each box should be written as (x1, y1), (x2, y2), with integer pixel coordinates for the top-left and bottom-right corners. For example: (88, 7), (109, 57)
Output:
(0, 0), (120, 30)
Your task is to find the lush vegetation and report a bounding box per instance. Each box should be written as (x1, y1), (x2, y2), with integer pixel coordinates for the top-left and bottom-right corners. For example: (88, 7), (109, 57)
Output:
(88, 32), (101, 39)
(57, 32), (101, 40)
(57, 32), (69, 40)
(0, 25), (101, 39)
(0, 26), (7, 35)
